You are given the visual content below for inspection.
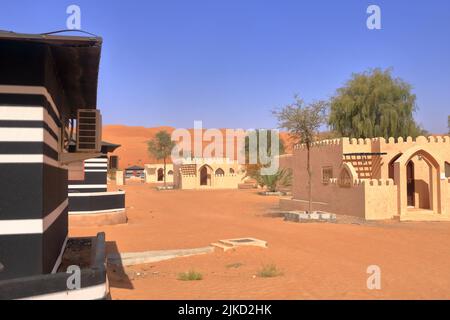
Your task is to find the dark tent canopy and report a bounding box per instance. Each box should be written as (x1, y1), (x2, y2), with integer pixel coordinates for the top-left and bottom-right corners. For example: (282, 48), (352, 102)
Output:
(0, 30), (102, 118)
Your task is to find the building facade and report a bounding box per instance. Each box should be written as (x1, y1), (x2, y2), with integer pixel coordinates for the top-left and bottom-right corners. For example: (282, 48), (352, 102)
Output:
(281, 136), (450, 221)
(174, 158), (244, 190)
(145, 163), (174, 184)
(67, 142), (125, 222)
(0, 32), (102, 280)
(125, 165), (145, 180)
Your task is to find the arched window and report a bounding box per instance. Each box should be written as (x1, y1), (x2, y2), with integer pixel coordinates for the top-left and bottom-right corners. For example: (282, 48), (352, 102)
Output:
(199, 165), (213, 186)
(167, 170), (174, 176)
(229, 168), (235, 174)
(215, 168), (225, 175)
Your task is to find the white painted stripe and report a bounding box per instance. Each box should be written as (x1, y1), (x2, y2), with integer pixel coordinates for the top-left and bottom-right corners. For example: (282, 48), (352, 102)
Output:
(85, 158), (108, 163)
(44, 109), (60, 137)
(0, 199), (68, 235)
(0, 106), (60, 138)
(68, 191), (125, 197)
(0, 219), (42, 235)
(0, 106), (44, 120)
(68, 184), (107, 189)
(19, 282), (108, 300)
(85, 169), (107, 173)
(0, 127), (58, 151)
(44, 130), (59, 151)
(84, 163), (108, 168)
(51, 236), (68, 274)
(0, 85), (60, 118)
(69, 208), (125, 215)
(0, 127), (43, 141)
(0, 155), (61, 168)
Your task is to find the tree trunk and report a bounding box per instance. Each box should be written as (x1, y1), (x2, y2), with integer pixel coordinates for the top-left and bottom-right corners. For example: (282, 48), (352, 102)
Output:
(307, 144), (312, 213)
(163, 157), (167, 187)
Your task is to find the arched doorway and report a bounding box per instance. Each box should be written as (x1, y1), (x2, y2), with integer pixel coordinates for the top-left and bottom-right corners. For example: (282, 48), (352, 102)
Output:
(395, 147), (441, 216)
(406, 161), (415, 207)
(157, 168), (164, 182)
(199, 165), (212, 186)
(445, 162), (450, 178)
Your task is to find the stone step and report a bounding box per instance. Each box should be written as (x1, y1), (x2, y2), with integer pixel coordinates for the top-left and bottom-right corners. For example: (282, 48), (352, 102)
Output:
(218, 239), (237, 246)
(284, 211), (337, 223)
(210, 242), (235, 252)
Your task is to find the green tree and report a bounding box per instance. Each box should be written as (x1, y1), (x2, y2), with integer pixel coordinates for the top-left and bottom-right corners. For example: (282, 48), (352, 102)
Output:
(243, 129), (285, 182)
(147, 130), (176, 186)
(329, 68), (425, 139)
(273, 96), (328, 212)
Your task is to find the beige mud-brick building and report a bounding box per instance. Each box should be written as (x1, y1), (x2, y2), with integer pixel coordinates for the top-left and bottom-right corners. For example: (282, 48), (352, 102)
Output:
(145, 164), (174, 184)
(174, 158), (244, 189)
(281, 136), (450, 221)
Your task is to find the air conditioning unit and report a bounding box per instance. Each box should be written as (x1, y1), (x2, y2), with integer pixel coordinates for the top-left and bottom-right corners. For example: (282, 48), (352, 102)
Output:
(76, 109), (102, 153)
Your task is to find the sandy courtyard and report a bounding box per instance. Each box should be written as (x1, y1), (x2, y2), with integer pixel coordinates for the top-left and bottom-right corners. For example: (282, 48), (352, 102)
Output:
(69, 184), (450, 300)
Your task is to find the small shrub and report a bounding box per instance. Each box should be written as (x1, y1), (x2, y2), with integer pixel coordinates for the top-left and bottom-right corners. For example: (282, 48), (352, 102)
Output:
(177, 270), (203, 281)
(257, 264), (282, 278)
(226, 262), (243, 269)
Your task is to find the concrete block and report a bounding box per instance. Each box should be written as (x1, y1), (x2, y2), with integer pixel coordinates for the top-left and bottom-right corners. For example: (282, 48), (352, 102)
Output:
(116, 170), (125, 186)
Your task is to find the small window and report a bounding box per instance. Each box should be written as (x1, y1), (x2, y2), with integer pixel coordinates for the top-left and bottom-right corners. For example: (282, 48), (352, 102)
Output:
(109, 156), (119, 170)
(445, 162), (450, 178)
(322, 167), (333, 184)
(229, 168), (235, 174)
(168, 170), (174, 175)
(215, 168), (225, 175)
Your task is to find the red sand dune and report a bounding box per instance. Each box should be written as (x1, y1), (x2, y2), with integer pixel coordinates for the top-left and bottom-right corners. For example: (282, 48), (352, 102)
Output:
(102, 125), (293, 169)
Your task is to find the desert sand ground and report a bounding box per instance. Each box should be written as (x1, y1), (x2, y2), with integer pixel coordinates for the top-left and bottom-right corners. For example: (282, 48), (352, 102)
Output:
(70, 184), (450, 300)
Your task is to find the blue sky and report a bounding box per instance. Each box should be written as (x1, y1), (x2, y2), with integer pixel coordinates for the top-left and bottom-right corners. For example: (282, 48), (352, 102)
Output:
(1, 0), (449, 133)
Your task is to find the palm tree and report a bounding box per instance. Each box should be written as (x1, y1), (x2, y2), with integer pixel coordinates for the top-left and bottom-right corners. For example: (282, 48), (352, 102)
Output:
(147, 130), (176, 186)
(250, 168), (292, 193)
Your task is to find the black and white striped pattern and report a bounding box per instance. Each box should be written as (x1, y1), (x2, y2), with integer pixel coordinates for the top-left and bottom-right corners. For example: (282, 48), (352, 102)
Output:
(0, 87), (68, 281)
(68, 157), (108, 193)
(68, 191), (125, 215)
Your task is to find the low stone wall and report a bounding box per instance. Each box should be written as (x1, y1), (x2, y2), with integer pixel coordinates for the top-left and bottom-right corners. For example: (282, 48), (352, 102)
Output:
(364, 179), (398, 220)
(0, 233), (108, 300)
(179, 175), (197, 189)
(179, 174), (242, 189)
(214, 174), (242, 189)
(69, 210), (127, 227)
(68, 191), (126, 226)
(280, 178), (398, 220)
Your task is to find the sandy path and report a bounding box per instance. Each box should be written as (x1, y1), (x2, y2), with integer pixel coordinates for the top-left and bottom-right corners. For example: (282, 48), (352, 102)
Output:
(69, 184), (450, 300)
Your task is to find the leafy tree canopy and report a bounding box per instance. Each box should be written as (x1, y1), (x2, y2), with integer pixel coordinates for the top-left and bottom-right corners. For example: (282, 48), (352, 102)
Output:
(273, 96), (328, 148)
(147, 130), (176, 161)
(329, 68), (425, 139)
